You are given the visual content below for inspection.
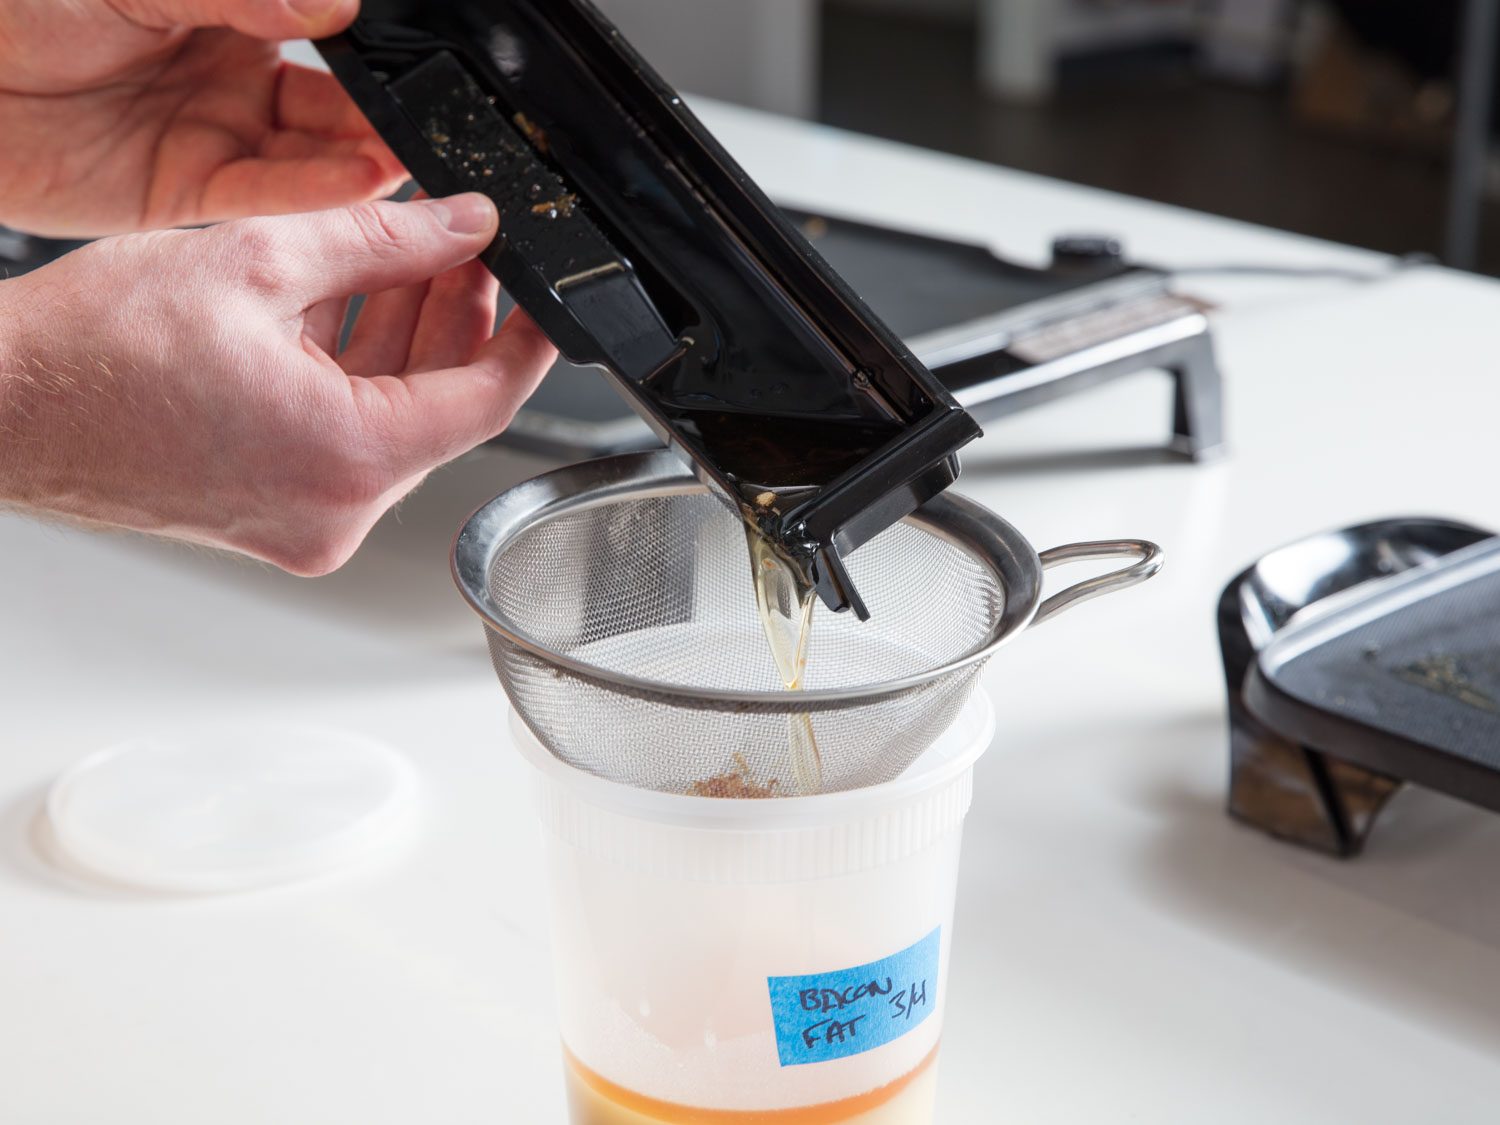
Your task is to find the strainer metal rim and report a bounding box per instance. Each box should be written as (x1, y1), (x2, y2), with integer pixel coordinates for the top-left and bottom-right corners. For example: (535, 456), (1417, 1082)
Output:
(452, 451), (1044, 710)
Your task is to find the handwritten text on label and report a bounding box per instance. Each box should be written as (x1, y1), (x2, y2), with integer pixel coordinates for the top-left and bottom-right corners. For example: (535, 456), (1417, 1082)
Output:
(766, 928), (940, 1067)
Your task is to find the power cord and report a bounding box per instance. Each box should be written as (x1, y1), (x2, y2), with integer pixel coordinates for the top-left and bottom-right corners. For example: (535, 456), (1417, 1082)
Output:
(1168, 252), (1437, 283)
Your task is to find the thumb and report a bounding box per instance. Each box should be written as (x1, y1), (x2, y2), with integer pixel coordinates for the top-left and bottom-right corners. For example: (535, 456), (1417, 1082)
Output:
(221, 196), (500, 312)
(111, 0), (358, 40)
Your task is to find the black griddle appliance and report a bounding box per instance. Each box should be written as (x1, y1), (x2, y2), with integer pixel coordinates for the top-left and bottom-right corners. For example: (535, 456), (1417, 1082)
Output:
(505, 216), (1224, 466)
(1220, 519), (1500, 857)
(316, 0), (984, 619)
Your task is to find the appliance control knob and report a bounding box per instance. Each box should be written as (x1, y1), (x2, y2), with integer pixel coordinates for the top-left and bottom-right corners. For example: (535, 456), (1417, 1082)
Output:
(1051, 235), (1126, 268)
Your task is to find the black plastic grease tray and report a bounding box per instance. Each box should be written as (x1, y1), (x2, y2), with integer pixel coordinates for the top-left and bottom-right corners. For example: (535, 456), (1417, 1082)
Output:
(317, 0), (982, 618)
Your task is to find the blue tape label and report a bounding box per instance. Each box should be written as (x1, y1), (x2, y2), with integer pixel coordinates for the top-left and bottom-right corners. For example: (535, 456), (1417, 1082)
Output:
(766, 927), (940, 1067)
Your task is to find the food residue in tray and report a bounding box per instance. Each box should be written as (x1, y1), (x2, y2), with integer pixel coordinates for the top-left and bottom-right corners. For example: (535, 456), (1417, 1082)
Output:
(1395, 654), (1499, 714)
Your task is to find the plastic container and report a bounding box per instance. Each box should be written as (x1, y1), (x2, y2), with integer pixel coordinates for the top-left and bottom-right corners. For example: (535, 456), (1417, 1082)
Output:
(510, 690), (995, 1123)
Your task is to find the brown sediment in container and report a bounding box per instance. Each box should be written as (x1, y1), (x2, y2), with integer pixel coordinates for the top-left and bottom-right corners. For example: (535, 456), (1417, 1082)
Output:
(687, 754), (780, 800)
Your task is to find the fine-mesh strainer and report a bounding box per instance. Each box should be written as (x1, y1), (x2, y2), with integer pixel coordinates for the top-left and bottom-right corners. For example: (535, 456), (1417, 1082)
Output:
(453, 452), (1162, 796)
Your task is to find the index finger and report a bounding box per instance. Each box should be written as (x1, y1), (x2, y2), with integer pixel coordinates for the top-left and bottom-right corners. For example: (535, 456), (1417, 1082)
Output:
(361, 309), (558, 473)
(113, 0), (358, 39)
(276, 65), (389, 141)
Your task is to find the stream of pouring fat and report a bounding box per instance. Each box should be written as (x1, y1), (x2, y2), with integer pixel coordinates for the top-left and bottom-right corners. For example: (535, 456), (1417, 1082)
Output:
(746, 528), (824, 795)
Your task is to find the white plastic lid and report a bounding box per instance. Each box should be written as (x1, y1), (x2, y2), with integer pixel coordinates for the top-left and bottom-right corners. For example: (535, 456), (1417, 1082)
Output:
(46, 725), (418, 894)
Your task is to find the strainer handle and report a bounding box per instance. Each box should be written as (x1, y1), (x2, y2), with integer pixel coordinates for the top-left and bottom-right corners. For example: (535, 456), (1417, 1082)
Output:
(1032, 540), (1164, 627)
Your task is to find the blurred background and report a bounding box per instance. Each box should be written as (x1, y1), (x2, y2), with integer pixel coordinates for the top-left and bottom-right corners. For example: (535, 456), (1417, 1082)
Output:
(596, 0), (1500, 275)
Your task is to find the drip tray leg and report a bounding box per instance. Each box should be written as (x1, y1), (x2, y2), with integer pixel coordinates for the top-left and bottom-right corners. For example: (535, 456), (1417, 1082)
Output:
(1168, 332), (1225, 462)
(1227, 719), (1403, 858)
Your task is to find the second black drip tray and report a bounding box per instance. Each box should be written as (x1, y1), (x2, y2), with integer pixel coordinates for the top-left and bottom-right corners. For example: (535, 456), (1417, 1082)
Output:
(1222, 521), (1500, 857)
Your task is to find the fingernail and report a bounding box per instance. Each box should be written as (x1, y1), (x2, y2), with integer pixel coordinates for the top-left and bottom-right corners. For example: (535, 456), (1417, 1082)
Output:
(428, 194), (498, 236)
(288, 0), (345, 21)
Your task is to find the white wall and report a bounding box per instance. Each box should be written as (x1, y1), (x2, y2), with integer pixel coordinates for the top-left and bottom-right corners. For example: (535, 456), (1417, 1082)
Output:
(592, 0), (821, 118)
(290, 5), (821, 120)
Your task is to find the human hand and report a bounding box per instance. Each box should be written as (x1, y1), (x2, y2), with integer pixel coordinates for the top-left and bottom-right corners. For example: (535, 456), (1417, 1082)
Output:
(0, 194), (558, 574)
(0, 0), (405, 237)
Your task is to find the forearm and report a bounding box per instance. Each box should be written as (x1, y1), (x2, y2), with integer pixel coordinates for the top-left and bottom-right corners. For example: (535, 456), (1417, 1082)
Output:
(0, 280), (36, 507)
(0, 264), (195, 533)
(0, 274), (113, 517)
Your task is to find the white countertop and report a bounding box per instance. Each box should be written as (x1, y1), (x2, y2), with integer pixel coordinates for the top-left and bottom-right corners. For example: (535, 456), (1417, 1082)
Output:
(6, 99), (1500, 1124)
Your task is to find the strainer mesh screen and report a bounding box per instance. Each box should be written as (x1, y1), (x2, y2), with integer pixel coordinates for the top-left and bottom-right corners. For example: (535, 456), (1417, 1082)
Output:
(485, 491), (1003, 795)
